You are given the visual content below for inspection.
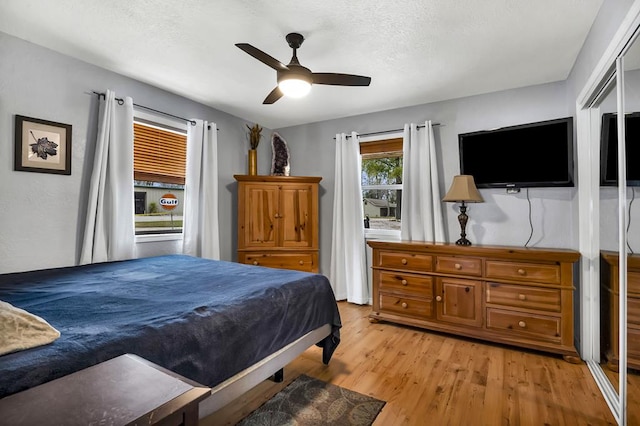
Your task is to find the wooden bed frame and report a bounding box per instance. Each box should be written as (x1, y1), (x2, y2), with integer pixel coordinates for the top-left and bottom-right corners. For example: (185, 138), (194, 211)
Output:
(199, 324), (332, 417)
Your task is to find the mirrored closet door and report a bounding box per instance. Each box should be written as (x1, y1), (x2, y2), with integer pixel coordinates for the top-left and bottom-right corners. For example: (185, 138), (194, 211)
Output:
(579, 7), (640, 425)
(619, 36), (640, 419)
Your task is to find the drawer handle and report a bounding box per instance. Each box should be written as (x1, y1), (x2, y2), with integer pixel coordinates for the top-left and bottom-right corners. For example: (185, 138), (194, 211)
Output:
(518, 294), (526, 301)
(518, 321), (526, 328)
(253, 261), (259, 265)
(401, 279), (408, 286)
(401, 258), (408, 265)
(401, 302), (408, 309)
(299, 260), (304, 265)
(436, 296), (442, 302)
(454, 263), (462, 270)
(517, 268), (526, 276)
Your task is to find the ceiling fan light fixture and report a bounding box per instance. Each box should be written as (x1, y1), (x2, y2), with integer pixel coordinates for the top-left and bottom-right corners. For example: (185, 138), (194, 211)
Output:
(237, 32), (371, 104)
(278, 75), (312, 98)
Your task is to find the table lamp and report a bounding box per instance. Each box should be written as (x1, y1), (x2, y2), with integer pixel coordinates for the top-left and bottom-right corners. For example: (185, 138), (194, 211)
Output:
(442, 175), (484, 246)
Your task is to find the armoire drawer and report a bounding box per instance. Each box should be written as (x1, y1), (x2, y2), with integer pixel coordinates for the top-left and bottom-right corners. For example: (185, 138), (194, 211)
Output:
(486, 282), (561, 312)
(242, 253), (315, 272)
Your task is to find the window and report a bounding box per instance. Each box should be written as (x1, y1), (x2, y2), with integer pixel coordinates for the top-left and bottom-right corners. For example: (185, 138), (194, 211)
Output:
(360, 135), (403, 234)
(133, 114), (187, 235)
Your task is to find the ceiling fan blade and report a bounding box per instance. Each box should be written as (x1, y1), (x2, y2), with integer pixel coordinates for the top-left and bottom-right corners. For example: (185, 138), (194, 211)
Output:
(312, 73), (371, 86)
(263, 87), (284, 104)
(235, 43), (289, 71)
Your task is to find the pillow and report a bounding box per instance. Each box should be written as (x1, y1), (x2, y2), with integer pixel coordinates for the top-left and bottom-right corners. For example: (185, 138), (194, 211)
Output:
(0, 300), (60, 356)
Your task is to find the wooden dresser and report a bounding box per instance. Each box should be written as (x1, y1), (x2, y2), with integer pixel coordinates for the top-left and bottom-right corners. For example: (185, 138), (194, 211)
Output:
(235, 175), (320, 273)
(600, 251), (640, 371)
(368, 241), (581, 362)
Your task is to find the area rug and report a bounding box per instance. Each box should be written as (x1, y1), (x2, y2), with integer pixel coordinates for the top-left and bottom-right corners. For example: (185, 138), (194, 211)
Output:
(237, 374), (386, 425)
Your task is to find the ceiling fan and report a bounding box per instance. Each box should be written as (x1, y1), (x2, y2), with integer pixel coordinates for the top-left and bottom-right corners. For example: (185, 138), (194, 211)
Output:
(235, 32), (372, 104)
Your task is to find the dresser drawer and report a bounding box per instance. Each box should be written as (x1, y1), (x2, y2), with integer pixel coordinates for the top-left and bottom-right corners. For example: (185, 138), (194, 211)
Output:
(486, 308), (561, 342)
(629, 297), (640, 326)
(380, 294), (434, 319)
(379, 271), (433, 298)
(630, 271), (640, 295)
(242, 253), (314, 272)
(629, 326), (640, 362)
(485, 260), (560, 284)
(378, 251), (433, 272)
(486, 282), (561, 312)
(435, 256), (482, 276)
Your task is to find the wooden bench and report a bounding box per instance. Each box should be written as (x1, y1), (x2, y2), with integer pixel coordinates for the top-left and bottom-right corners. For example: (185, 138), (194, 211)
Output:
(0, 353), (211, 425)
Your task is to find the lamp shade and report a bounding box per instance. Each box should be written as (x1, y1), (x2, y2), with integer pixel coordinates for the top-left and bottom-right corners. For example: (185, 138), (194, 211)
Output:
(442, 175), (484, 203)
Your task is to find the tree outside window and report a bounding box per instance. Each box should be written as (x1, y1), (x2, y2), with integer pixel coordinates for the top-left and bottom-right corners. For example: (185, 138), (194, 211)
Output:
(360, 137), (403, 231)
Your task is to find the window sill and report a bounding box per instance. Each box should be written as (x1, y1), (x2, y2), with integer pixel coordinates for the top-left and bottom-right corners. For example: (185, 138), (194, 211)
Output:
(364, 229), (401, 241)
(135, 233), (183, 243)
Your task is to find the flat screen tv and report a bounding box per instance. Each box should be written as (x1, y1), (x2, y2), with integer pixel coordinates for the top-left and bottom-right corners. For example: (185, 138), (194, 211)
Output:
(459, 117), (574, 189)
(600, 112), (640, 186)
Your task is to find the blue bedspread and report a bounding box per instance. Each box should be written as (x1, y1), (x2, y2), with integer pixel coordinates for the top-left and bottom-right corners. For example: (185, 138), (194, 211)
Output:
(0, 255), (341, 398)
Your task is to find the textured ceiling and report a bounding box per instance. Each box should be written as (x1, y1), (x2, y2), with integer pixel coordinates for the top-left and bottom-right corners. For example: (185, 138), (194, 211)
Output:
(0, 0), (603, 129)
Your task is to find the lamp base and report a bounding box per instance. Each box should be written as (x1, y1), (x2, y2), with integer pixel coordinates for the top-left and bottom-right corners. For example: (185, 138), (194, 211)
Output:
(455, 237), (472, 246)
(455, 202), (473, 246)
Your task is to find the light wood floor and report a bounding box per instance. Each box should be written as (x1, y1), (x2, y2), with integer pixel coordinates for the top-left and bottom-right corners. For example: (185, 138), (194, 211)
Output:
(203, 302), (638, 425)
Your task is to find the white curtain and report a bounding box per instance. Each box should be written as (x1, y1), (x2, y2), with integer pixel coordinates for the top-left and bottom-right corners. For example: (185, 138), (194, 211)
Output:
(330, 132), (368, 304)
(182, 120), (220, 259)
(79, 89), (135, 264)
(400, 121), (445, 241)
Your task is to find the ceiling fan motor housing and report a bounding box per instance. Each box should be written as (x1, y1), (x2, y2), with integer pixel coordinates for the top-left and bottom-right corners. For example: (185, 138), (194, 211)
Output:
(285, 33), (305, 49)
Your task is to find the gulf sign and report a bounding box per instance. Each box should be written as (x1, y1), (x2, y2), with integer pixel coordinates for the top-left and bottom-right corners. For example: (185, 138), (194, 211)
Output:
(159, 193), (179, 211)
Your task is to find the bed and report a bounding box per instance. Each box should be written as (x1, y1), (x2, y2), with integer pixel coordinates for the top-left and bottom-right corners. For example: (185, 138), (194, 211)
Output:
(0, 254), (341, 417)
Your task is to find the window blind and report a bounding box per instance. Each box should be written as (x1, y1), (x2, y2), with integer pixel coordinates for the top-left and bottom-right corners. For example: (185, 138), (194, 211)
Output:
(133, 122), (186, 185)
(360, 137), (403, 159)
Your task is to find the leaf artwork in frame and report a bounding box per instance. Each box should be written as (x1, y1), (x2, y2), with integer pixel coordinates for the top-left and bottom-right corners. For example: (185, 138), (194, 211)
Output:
(14, 115), (72, 175)
(29, 130), (59, 160)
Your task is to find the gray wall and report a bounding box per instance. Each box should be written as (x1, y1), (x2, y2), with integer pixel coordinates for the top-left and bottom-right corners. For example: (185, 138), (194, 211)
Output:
(1, 0), (636, 276)
(276, 81), (576, 274)
(0, 31), (271, 273)
(565, 0), (639, 254)
(278, 0), (640, 276)
(567, 0), (635, 102)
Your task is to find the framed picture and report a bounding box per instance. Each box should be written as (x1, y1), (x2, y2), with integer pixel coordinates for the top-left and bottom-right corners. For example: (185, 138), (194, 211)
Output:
(14, 115), (72, 175)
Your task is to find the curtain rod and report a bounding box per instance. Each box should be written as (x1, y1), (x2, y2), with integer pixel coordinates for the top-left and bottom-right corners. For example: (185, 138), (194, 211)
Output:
(93, 91), (197, 126)
(338, 122), (442, 139)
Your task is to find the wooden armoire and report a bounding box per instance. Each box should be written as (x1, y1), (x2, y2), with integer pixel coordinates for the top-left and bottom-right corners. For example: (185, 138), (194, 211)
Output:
(235, 175), (321, 273)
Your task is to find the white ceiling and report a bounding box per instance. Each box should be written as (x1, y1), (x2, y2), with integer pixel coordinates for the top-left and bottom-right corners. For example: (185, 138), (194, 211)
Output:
(0, 0), (603, 129)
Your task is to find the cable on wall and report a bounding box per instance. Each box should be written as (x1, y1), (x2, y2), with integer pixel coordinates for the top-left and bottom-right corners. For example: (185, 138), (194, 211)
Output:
(628, 187), (636, 254)
(524, 188), (534, 247)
